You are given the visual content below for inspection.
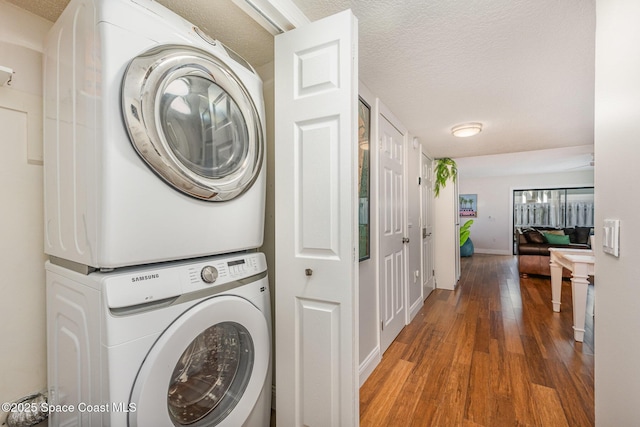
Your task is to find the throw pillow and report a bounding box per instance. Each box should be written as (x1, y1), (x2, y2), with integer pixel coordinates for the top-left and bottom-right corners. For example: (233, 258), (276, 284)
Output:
(524, 229), (546, 244)
(575, 227), (592, 245)
(564, 227), (577, 243)
(544, 233), (570, 244)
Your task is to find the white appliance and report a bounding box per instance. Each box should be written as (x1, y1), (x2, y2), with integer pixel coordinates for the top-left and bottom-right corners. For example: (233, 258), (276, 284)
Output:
(43, 0), (266, 269)
(46, 252), (272, 427)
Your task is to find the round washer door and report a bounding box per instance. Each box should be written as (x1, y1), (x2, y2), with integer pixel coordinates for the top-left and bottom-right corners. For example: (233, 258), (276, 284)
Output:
(128, 295), (270, 427)
(122, 45), (263, 201)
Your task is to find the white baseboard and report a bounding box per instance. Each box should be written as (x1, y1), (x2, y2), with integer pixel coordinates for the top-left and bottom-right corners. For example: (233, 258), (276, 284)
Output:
(359, 347), (381, 387)
(408, 297), (423, 322)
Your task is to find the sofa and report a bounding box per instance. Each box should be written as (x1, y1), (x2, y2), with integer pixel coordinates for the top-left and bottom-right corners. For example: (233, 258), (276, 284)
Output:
(516, 226), (592, 277)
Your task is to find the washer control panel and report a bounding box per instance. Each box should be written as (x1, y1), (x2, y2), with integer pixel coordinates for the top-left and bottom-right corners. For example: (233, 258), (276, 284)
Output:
(103, 253), (267, 309)
(185, 253), (265, 292)
(228, 258), (249, 275)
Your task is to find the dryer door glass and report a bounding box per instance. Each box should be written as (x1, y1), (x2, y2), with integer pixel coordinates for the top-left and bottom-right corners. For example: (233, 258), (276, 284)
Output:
(167, 322), (254, 426)
(159, 76), (249, 180)
(122, 45), (263, 202)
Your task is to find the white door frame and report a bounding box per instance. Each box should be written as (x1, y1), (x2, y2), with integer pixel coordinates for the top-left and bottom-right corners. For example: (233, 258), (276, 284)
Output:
(406, 135), (424, 322)
(420, 150), (435, 297)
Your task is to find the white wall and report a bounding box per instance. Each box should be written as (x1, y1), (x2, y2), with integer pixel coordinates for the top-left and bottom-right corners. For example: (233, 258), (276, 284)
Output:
(0, 1), (52, 421)
(594, 0), (640, 423)
(458, 170), (594, 255)
(434, 176), (459, 289)
(357, 82), (380, 385)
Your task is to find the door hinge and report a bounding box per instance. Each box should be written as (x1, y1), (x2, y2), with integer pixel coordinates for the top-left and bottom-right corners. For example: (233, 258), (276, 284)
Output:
(418, 176), (422, 185)
(381, 321), (384, 331)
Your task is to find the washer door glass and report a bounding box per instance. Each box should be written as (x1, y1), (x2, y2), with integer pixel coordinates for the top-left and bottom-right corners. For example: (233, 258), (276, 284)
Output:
(122, 45), (263, 201)
(128, 295), (270, 427)
(167, 322), (253, 426)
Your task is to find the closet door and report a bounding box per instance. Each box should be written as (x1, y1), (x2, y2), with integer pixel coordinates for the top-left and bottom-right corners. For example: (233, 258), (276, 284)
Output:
(378, 112), (407, 354)
(275, 9), (359, 427)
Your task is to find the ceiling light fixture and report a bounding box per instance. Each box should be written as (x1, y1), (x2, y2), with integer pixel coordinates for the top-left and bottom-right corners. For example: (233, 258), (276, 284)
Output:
(451, 122), (483, 138)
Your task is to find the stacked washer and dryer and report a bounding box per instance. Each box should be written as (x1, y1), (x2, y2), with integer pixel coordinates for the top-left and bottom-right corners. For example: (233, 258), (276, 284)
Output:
(43, 0), (271, 426)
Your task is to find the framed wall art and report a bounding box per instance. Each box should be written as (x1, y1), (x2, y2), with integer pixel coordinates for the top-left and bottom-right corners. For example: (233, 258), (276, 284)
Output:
(460, 194), (478, 218)
(358, 97), (371, 261)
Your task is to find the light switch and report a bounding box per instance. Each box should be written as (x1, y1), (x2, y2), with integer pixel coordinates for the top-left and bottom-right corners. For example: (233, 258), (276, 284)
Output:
(603, 219), (620, 257)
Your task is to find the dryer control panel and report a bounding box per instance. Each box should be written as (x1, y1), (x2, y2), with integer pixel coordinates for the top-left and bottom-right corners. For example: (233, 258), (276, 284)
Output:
(103, 252), (267, 309)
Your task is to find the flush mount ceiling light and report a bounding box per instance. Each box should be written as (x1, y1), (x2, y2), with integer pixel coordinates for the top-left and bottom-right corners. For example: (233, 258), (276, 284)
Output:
(451, 122), (483, 138)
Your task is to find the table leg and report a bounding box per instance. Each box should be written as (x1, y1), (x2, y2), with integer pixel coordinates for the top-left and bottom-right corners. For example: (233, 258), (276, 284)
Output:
(550, 259), (563, 312)
(571, 263), (590, 342)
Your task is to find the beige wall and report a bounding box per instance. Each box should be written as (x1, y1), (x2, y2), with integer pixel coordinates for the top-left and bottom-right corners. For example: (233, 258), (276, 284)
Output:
(0, 1), (52, 422)
(594, 0), (640, 423)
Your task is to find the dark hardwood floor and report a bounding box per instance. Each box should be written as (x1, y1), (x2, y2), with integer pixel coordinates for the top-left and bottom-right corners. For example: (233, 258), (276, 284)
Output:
(360, 254), (594, 426)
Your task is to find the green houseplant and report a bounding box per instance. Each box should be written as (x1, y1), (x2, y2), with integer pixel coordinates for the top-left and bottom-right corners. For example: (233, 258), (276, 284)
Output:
(433, 157), (457, 197)
(460, 219), (474, 257)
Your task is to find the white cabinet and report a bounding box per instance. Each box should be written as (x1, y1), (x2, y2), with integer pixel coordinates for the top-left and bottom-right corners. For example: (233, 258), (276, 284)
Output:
(434, 178), (460, 290)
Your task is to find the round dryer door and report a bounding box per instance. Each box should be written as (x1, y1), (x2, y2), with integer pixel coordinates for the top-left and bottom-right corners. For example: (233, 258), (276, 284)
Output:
(122, 45), (263, 201)
(128, 296), (270, 427)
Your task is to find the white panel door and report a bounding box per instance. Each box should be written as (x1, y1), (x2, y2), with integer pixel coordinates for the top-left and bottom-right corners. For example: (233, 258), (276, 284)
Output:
(275, 10), (359, 427)
(421, 152), (435, 297)
(379, 114), (406, 354)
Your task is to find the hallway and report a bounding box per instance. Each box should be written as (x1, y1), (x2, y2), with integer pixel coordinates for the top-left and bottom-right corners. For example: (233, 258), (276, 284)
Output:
(360, 254), (594, 426)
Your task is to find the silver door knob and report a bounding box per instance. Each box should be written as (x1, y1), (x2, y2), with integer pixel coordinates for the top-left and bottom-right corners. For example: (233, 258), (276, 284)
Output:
(402, 237), (410, 244)
(305, 268), (313, 276)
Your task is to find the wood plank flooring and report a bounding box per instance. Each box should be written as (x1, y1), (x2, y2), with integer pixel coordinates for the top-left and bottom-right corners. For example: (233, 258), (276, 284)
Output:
(360, 254), (594, 426)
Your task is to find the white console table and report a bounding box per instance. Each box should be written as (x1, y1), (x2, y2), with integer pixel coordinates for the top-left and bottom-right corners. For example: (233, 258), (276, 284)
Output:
(549, 248), (595, 342)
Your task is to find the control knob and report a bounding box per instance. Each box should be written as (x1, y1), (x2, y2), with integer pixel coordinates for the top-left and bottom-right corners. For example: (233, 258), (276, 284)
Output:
(201, 265), (219, 284)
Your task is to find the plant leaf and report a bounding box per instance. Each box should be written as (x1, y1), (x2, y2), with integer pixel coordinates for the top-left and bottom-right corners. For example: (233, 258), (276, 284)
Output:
(460, 219), (473, 246)
(433, 158), (458, 197)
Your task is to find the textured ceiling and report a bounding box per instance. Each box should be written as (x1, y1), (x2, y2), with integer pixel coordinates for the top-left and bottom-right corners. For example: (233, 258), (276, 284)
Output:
(7, 0), (596, 172)
(293, 0), (596, 161)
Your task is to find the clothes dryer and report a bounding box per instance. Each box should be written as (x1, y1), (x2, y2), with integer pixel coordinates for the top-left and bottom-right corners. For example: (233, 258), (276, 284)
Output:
(43, 0), (266, 268)
(46, 252), (271, 427)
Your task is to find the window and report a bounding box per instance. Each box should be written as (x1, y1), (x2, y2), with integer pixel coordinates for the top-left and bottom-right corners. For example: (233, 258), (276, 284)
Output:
(513, 187), (594, 253)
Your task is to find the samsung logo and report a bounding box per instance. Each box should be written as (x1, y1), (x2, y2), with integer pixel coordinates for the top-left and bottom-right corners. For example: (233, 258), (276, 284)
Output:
(131, 273), (159, 283)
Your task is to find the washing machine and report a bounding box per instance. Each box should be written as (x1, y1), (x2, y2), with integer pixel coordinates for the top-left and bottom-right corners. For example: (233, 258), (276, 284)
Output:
(43, 0), (266, 269)
(46, 252), (272, 427)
